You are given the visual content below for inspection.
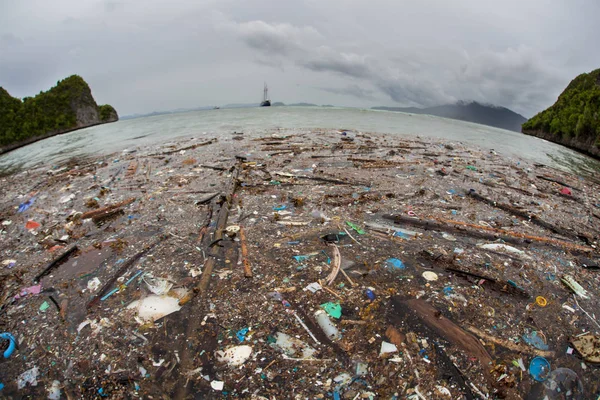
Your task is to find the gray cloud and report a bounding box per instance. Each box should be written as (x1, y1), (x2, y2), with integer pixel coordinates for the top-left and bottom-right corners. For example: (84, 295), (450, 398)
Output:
(1, 0), (599, 116)
(319, 84), (376, 100)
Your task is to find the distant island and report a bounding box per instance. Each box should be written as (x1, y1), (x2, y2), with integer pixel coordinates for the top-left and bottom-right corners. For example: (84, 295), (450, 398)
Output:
(0, 75), (118, 154)
(372, 101), (527, 132)
(522, 68), (600, 159)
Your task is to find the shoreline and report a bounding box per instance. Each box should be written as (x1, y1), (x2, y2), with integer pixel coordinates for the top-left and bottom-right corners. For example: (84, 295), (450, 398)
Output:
(0, 119), (118, 156)
(0, 130), (598, 398)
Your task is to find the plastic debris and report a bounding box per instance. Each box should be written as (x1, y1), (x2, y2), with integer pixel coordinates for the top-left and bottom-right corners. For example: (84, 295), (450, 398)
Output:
(17, 366), (39, 389)
(270, 332), (317, 359)
(18, 198), (35, 213)
(127, 289), (188, 323)
(304, 282), (322, 293)
(385, 258), (405, 269)
(570, 334), (600, 363)
(0, 333), (17, 358)
(39, 301), (50, 312)
(143, 275), (173, 295)
(442, 233), (457, 241)
(529, 356), (551, 382)
(321, 302), (342, 319)
(478, 243), (531, 259)
(273, 205), (287, 211)
(346, 221), (366, 234)
(236, 327), (250, 342)
(47, 380), (61, 400)
(560, 187), (572, 196)
(25, 220), (41, 230)
(314, 310), (341, 341)
(422, 271), (438, 281)
(216, 345), (253, 366)
(211, 380), (224, 391)
(380, 341), (398, 356)
(523, 331), (549, 350)
(561, 275), (590, 299)
(2, 259), (16, 268)
(87, 277), (101, 292)
(15, 284), (42, 300)
(541, 368), (585, 400)
(59, 193), (76, 203)
(365, 289), (376, 300)
(535, 296), (547, 307)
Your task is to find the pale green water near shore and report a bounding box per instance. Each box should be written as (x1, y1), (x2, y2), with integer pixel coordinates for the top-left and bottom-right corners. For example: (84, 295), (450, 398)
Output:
(1, 106), (599, 176)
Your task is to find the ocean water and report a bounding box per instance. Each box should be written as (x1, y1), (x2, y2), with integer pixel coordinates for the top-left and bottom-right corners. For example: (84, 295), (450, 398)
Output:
(1, 106), (599, 176)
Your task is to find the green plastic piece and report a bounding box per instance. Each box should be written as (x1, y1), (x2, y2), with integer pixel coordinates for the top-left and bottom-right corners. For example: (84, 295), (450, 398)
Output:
(321, 302), (342, 319)
(345, 221), (365, 235)
(39, 301), (50, 312)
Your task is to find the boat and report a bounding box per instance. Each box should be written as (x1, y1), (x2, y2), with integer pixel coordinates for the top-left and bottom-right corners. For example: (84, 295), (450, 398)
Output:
(260, 83), (271, 107)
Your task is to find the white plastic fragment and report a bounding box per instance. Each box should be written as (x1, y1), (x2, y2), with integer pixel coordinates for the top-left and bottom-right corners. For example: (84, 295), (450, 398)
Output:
(270, 332), (317, 359)
(87, 277), (101, 292)
(380, 341), (398, 356)
(304, 282), (322, 293)
(127, 290), (188, 323)
(17, 366), (39, 389)
(422, 271), (438, 281)
(47, 380), (61, 399)
(216, 345), (253, 366)
(143, 275), (173, 295)
(561, 275), (590, 299)
(478, 243), (531, 259)
(211, 380), (224, 391)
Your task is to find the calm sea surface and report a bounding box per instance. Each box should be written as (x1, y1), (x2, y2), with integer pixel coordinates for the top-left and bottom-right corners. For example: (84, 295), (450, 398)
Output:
(1, 106), (599, 177)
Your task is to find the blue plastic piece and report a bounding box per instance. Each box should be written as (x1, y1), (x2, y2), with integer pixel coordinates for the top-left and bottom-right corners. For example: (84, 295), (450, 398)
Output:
(522, 331), (549, 351)
(236, 327), (249, 342)
(443, 286), (453, 295)
(333, 390), (341, 400)
(18, 198), (35, 213)
(0, 333), (17, 359)
(273, 205), (287, 211)
(529, 356), (551, 382)
(365, 289), (376, 300)
(385, 258), (405, 269)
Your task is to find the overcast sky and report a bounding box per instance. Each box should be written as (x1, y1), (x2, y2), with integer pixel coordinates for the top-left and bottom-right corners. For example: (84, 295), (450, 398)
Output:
(1, 0), (599, 117)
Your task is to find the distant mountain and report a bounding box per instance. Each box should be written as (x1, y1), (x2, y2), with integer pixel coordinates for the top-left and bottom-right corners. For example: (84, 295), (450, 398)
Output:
(121, 106), (213, 120)
(0, 75), (118, 154)
(522, 68), (600, 159)
(372, 101), (527, 132)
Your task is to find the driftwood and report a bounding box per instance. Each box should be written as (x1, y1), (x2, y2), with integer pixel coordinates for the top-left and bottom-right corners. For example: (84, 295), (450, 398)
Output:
(466, 325), (555, 358)
(80, 198), (136, 220)
(445, 266), (530, 299)
(239, 226), (252, 278)
(383, 214), (593, 253)
(154, 138), (217, 156)
(467, 190), (580, 241)
(536, 174), (577, 189)
(33, 245), (78, 283)
(176, 159), (242, 400)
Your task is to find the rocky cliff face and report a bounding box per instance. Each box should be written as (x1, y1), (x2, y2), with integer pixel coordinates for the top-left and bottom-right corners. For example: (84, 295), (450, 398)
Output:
(522, 68), (600, 159)
(0, 75), (119, 154)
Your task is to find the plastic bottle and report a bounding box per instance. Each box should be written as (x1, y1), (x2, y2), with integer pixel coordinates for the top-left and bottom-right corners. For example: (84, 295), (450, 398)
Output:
(314, 310), (341, 341)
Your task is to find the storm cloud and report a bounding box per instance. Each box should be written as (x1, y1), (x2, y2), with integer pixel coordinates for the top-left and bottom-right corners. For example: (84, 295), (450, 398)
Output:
(1, 0), (599, 116)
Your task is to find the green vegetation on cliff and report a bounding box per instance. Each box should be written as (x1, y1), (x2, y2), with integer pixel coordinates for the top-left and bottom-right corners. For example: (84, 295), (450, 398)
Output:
(522, 68), (600, 145)
(0, 75), (118, 148)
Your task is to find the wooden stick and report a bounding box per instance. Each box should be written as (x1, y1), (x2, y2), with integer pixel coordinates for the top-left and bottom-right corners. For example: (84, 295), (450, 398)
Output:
(239, 226), (252, 278)
(80, 198), (136, 220)
(466, 325), (555, 358)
